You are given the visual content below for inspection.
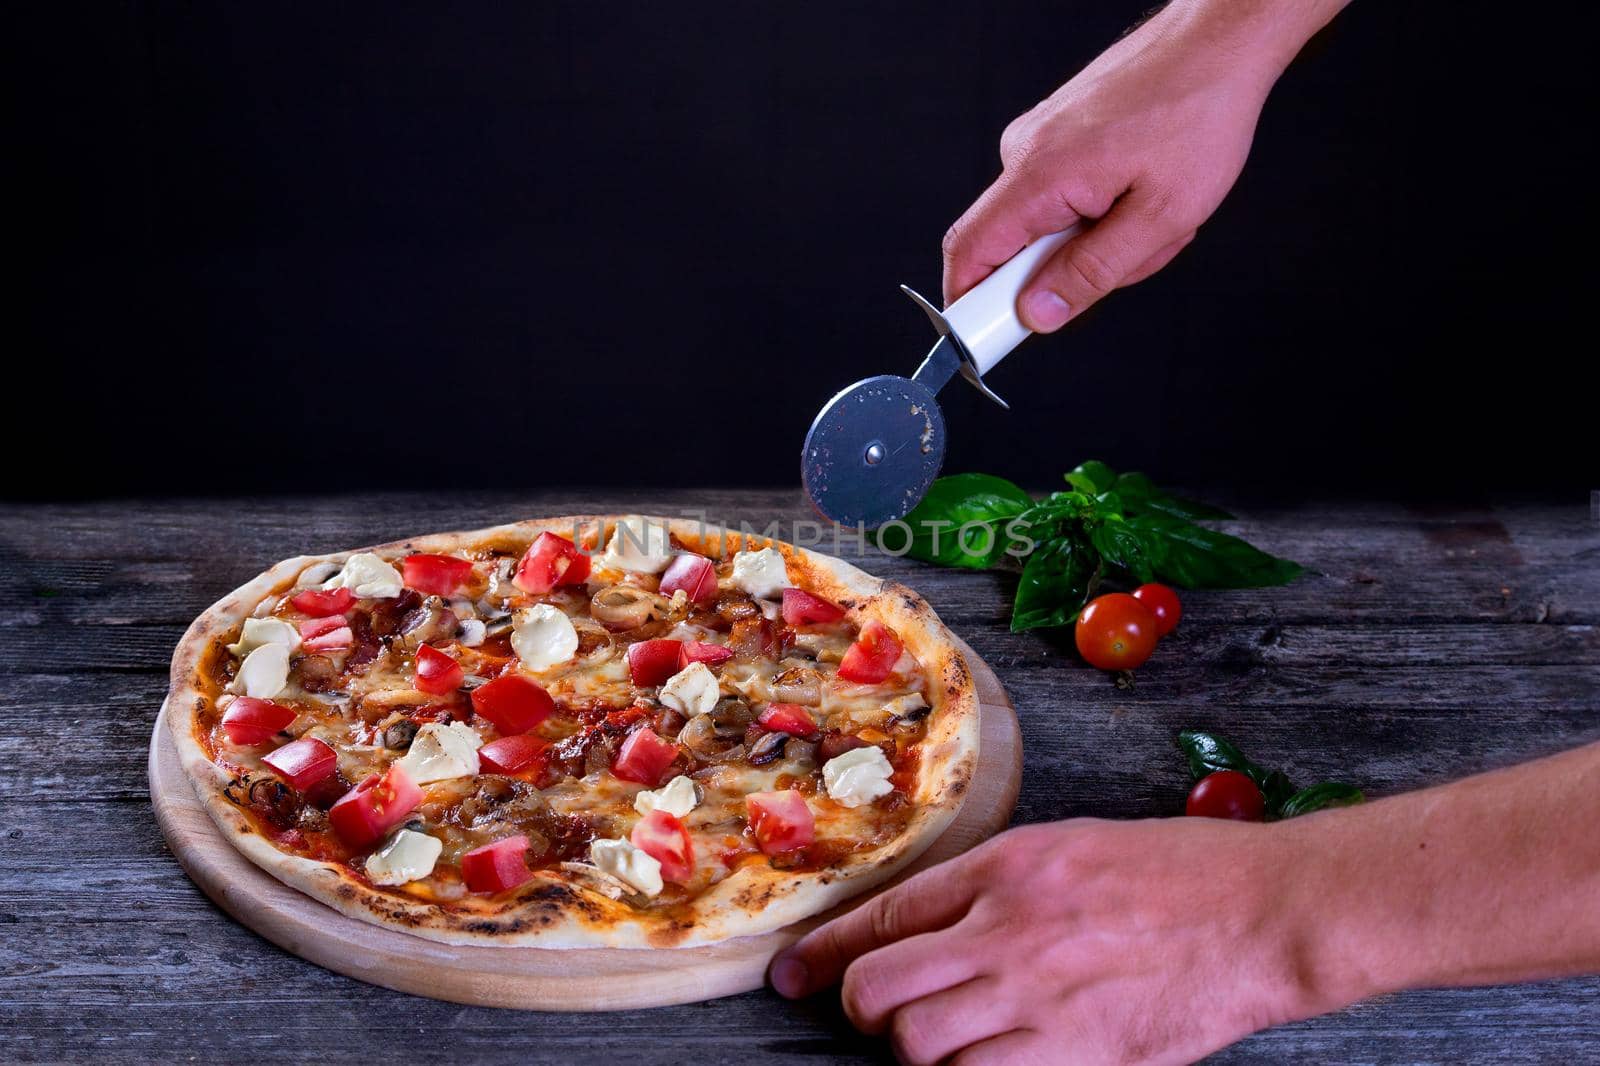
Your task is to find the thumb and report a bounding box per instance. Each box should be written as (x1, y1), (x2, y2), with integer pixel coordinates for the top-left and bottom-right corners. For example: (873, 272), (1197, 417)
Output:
(1018, 190), (1186, 333)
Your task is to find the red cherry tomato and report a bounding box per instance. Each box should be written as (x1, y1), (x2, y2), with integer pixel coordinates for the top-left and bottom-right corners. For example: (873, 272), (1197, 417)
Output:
(611, 727), (679, 786)
(461, 834), (533, 894)
(413, 644), (464, 695)
(1185, 770), (1265, 821)
(513, 532), (591, 595)
(1131, 583), (1182, 637)
(470, 675), (555, 735)
(291, 587), (354, 617)
(401, 553), (474, 596)
(1074, 593), (1159, 671)
(626, 639), (684, 687)
(220, 697), (296, 746)
(630, 810), (695, 883)
(745, 790), (814, 855)
(658, 554), (718, 603)
(836, 621), (902, 684)
(781, 588), (844, 626)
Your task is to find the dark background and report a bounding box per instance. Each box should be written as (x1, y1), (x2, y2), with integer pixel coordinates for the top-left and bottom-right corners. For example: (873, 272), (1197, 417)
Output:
(18, 2), (1596, 501)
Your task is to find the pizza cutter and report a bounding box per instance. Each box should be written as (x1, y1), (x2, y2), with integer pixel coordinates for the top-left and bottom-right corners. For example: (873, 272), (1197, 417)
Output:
(802, 224), (1083, 527)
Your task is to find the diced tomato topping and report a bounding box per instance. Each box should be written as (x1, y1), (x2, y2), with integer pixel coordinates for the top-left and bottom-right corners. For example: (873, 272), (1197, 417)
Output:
(781, 588), (845, 626)
(290, 587), (354, 617)
(470, 674), (555, 734)
(513, 532), (592, 595)
(745, 790), (814, 855)
(836, 620), (903, 684)
(611, 727), (679, 786)
(328, 766), (423, 849)
(627, 639), (684, 687)
(401, 553), (473, 596)
(220, 697), (297, 746)
(678, 640), (734, 669)
(413, 644), (464, 695)
(758, 702), (817, 737)
(630, 810), (695, 883)
(260, 736), (338, 791)
(478, 734), (550, 775)
(461, 834), (533, 894)
(658, 554), (718, 604)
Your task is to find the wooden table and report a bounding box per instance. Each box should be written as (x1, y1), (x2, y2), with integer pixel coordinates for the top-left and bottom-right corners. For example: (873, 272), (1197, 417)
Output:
(3, 490), (1596, 1063)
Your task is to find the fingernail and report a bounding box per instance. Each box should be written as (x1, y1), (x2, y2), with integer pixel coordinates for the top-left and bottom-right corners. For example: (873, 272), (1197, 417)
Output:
(1022, 290), (1071, 332)
(770, 955), (808, 998)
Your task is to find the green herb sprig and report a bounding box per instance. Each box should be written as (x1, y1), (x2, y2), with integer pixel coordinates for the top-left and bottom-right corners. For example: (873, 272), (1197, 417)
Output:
(881, 460), (1304, 632)
(1178, 730), (1364, 819)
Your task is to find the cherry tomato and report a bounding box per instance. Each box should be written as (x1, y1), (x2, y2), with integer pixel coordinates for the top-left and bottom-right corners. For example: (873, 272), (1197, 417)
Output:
(461, 835), (533, 894)
(413, 644), (464, 695)
(401, 553), (473, 597)
(1185, 770), (1265, 821)
(512, 532), (591, 595)
(1131, 583), (1182, 637)
(1074, 593), (1159, 671)
(836, 621), (903, 684)
(630, 810), (695, 883)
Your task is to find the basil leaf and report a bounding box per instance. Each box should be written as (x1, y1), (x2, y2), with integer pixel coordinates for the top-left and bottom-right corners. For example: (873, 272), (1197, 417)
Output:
(1126, 513), (1303, 589)
(1176, 730), (1298, 812)
(1065, 460), (1117, 494)
(1011, 535), (1095, 632)
(887, 473), (1034, 568)
(1279, 782), (1364, 818)
(1088, 518), (1164, 584)
(1112, 471), (1234, 521)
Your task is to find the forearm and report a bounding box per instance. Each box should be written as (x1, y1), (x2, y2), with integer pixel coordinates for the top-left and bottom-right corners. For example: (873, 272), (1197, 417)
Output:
(1147, 0), (1354, 88)
(1286, 741), (1600, 1010)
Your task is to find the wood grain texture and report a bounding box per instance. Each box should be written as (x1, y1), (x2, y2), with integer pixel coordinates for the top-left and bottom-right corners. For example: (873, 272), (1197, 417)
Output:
(2, 491), (1598, 1063)
(146, 642), (1020, 1011)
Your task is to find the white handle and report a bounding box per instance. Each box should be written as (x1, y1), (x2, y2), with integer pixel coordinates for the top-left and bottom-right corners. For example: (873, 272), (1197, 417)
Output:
(942, 225), (1081, 374)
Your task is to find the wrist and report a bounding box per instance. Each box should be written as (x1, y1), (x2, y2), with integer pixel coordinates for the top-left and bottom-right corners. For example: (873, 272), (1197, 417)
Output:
(1157, 0), (1347, 90)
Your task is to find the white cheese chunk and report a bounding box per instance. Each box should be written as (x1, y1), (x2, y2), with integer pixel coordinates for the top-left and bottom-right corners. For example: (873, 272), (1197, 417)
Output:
(589, 838), (663, 897)
(511, 603), (579, 670)
(599, 517), (674, 573)
(658, 661), (720, 717)
(227, 617), (300, 658)
(633, 774), (700, 818)
(731, 547), (788, 599)
(364, 829), (443, 886)
(823, 745), (895, 807)
(882, 692), (928, 718)
(231, 643), (290, 699)
(395, 721), (482, 785)
(322, 552), (404, 598)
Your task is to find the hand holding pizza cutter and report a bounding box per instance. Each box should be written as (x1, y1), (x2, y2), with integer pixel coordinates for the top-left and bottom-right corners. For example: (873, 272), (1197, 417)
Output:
(801, 224), (1083, 528)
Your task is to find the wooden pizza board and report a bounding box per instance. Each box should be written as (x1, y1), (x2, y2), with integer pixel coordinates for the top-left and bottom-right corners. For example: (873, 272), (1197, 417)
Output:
(148, 638), (1021, 1011)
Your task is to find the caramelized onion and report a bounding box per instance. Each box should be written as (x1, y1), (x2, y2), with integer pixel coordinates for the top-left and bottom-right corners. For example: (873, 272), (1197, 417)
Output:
(769, 666), (822, 705)
(590, 586), (672, 630)
(678, 713), (724, 758)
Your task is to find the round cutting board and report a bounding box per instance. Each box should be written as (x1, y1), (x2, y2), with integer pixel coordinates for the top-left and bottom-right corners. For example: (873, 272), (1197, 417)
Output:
(149, 638), (1021, 1011)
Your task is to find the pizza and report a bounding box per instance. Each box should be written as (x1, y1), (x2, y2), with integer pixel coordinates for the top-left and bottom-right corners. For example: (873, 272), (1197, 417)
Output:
(165, 516), (979, 948)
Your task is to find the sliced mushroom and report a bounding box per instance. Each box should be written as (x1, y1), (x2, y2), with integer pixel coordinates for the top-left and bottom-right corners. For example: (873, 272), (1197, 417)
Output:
(457, 618), (487, 647)
(746, 731), (788, 766)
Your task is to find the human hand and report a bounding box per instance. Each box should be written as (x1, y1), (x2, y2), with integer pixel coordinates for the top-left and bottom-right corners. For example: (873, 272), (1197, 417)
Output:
(770, 818), (1356, 1065)
(942, 0), (1339, 330)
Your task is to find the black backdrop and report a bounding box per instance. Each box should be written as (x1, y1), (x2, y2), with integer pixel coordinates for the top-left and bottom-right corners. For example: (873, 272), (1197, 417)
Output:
(18, 2), (1596, 500)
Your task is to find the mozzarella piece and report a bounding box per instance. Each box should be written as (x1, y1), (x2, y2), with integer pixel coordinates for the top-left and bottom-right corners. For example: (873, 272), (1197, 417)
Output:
(365, 829), (443, 886)
(731, 547), (788, 599)
(823, 745), (895, 807)
(226, 617), (300, 658)
(882, 692), (928, 718)
(589, 838), (664, 897)
(323, 552), (404, 598)
(231, 643), (290, 699)
(395, 721), (482, 784)
(633, 775), (699, 818)
(599, 517), (674, 573)
(511, 603), (579, 670)
(658, 661), (719, 717)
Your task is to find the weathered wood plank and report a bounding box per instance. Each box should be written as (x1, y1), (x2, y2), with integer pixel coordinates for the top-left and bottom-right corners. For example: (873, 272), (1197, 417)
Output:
(1, 493), (1597, 1063)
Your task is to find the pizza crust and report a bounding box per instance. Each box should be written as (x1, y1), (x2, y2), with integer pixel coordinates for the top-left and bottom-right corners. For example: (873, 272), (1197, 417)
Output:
(165, 516), (980, 948)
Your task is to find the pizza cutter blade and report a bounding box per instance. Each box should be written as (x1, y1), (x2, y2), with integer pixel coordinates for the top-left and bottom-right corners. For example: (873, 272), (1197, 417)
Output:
(802, 224), (1084, 527)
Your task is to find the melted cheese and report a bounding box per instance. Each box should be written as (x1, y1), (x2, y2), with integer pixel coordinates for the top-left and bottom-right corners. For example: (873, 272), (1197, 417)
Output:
(232, 643), (290, 699)
(323, 552), (404, 598)
(599, 517), (674, 573)
(226, 617), (300, 658)
(659, 662), (719, 717)
(396, 722), (482, 784)
(366, 829), (443, 885)
(823, 746), (894, 807)
(511, 604), (579, 670)
(730, 547), (788, 599)
(590, 838), (663, 896)
(634, 775), (699, 818)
